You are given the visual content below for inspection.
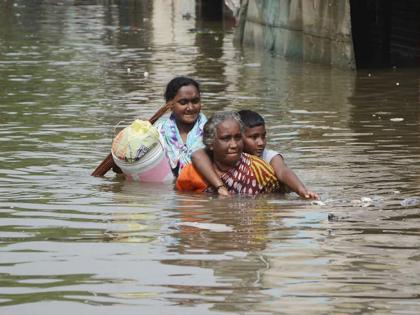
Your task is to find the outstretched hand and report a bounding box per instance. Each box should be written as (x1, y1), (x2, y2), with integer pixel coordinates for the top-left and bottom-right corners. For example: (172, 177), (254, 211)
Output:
(299, 189), (320, 200)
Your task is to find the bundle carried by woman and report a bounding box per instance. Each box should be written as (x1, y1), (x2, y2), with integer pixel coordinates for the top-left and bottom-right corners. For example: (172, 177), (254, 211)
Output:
(112, 119), (160, 163)
(111, 119), (173, 182)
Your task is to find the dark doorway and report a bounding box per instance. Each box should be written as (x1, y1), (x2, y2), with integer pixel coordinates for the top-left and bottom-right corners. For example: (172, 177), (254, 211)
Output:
(350, 0), (420, 68)
(196, 0), (224, 20)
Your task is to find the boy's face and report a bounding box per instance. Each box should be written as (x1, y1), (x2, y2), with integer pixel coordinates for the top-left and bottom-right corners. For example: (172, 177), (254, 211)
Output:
(243, 125), (266, 157)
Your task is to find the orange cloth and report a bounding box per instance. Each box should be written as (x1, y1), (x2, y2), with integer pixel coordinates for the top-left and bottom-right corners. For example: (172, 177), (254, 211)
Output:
(176, 163), (209, 192)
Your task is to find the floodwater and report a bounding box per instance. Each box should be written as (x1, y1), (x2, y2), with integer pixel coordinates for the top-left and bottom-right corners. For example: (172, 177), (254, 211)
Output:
(1, 1), (420, 314)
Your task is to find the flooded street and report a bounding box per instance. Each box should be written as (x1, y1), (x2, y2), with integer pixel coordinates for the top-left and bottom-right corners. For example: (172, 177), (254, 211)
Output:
(1, 1), (420, 314)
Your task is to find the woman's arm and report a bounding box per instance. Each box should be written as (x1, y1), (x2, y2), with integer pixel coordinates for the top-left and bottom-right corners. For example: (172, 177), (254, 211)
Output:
(191, 149), (229, 196)
(270, 155), (319, 200)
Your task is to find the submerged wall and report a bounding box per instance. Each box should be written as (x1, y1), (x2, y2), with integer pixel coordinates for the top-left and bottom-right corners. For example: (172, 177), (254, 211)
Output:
(235, 0), (356, 69)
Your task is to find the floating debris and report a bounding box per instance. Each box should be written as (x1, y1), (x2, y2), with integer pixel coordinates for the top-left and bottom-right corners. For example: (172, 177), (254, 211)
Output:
(311, 200), (326, 206)
(400, 197), (420, 207)
(390, 117), (404, 122)
(328, 213), (350, 221)
(350, 196), (376, 207)
(176, 222), (233, 232)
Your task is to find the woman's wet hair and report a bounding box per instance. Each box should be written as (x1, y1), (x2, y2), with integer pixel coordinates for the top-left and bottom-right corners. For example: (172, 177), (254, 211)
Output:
(164, 76), (200, 102)
(203, 111), (244, 148)
(237, 109), (265, 128)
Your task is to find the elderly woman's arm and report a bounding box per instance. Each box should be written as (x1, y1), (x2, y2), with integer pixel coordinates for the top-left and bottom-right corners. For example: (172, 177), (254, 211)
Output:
(191, 149), (229, 196)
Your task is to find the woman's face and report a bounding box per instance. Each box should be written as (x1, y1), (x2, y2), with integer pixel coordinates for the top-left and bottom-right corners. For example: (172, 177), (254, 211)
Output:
(171, 84), (201, 126)
(211, 119), (243, 167)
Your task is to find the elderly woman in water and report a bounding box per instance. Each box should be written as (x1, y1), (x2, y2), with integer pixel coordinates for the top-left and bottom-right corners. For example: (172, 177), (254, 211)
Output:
(176, 111), (285, 194)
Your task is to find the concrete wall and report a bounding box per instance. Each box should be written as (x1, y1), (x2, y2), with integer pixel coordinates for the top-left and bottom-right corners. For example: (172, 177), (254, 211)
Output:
(235, 0), (356, 69)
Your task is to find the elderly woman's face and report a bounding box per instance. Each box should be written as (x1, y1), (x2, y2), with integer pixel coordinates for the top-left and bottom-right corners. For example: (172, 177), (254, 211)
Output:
(211, 119), (243, 167)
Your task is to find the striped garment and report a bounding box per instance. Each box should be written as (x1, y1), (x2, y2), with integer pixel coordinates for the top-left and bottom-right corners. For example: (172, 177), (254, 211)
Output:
(220, 153), (281, 195)
(176, 153), (284, 195)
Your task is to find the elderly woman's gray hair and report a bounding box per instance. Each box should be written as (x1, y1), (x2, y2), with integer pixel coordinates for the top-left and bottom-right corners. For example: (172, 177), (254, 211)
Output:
(202, 111), (244, 148)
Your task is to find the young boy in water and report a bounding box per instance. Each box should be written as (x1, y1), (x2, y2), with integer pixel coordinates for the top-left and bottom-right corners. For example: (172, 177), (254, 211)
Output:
(191, 110), (319, 199)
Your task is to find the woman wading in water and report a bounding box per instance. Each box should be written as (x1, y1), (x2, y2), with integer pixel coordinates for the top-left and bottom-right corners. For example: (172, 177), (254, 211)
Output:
(154, 76), (207, 177)
(176, 111), (285, 195)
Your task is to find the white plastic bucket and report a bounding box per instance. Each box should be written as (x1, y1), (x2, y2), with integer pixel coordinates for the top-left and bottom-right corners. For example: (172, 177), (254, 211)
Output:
(112, 140), (174, 182)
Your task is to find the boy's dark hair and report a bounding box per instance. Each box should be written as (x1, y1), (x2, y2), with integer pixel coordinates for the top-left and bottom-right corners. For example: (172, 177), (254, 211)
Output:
(237, 110), (265, 128)
(164, 76), (200, 102)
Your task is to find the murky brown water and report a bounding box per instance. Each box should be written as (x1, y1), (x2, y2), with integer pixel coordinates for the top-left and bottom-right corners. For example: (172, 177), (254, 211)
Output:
(1, 1), (420, 314)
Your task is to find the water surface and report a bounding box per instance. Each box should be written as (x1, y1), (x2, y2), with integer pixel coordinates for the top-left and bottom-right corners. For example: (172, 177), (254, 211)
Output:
(1, 1), (420, 314)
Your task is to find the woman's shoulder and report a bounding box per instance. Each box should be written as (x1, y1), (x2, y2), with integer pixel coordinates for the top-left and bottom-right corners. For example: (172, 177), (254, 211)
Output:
(155, 115), (180, 137)
(190, 113), (207, 137)
(154, 115), (171, 129)
(197, 112), (207, 125)
(238, 153), (280, 193)
(243, 153), (277, 176)
(243, 152), (271, 165)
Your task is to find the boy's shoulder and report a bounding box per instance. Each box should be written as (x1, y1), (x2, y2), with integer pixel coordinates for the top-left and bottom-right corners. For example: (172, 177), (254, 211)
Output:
(261, 148), (282, 163)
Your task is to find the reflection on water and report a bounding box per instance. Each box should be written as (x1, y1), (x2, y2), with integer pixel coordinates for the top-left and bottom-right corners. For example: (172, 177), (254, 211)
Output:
(1, 1), (420, 314)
